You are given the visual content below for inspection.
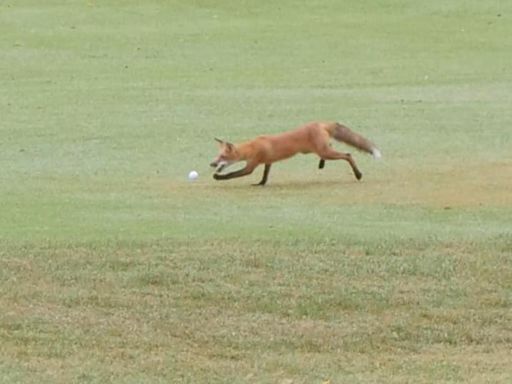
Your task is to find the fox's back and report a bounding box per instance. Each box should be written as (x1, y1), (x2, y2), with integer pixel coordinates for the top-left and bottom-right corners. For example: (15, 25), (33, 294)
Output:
(254, 122), (334, 162)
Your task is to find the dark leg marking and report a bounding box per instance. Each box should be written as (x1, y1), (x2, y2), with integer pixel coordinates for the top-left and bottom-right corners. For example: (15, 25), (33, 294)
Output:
(253, 164), (271, 186)
(213, 165), (255, 181)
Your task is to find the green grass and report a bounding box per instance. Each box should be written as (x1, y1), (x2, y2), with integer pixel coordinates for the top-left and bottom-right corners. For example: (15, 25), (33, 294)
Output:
(1, 0), (512, 383)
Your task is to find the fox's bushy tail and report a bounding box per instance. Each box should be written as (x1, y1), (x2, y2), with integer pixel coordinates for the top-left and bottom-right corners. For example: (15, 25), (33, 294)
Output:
(332, 123), (382, 159)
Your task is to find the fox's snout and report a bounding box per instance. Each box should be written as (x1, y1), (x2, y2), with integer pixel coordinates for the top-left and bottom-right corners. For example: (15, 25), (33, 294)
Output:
(210, 159), (228, 173)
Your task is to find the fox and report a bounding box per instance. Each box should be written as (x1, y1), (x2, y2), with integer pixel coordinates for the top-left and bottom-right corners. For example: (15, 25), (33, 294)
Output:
(210, 121), (381, 186)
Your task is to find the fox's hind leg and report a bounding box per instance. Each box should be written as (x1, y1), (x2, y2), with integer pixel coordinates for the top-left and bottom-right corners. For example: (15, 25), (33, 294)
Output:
(318, 142), (332, 169)
(317, 148), (362, 180)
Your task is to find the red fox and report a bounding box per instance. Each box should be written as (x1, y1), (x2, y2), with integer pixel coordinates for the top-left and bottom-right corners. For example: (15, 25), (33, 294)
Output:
(210, 121), (381, 186)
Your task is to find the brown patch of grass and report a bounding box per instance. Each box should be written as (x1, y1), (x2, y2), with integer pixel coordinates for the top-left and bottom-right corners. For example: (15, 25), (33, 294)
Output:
(318, 160), (512, 208)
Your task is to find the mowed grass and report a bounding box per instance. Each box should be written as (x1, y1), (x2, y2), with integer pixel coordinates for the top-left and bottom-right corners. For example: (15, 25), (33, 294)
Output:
(1, 1), (511, 383)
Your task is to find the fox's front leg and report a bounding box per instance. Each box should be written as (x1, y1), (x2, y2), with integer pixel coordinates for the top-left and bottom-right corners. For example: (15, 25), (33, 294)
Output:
(213, 163), (257, 181)
(253, 164), (271, 186)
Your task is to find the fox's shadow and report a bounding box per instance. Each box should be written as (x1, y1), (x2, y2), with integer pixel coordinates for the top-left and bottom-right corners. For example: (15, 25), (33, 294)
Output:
(207, 178), (361, 191)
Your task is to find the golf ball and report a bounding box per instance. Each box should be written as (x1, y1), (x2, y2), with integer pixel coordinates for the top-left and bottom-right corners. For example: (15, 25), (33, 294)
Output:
(188, 170), (199, 181)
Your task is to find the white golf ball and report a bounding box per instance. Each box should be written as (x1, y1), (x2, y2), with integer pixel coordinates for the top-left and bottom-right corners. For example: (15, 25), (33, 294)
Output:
(188, 170), (199, 181)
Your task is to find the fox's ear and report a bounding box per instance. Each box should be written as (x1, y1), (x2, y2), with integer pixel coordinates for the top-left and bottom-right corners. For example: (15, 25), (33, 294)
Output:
(225, 142), (235, 152)
(214, 137), (224, 144)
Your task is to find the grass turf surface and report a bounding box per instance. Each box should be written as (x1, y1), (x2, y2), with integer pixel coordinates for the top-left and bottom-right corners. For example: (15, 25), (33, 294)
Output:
(1, 1), (511, 383)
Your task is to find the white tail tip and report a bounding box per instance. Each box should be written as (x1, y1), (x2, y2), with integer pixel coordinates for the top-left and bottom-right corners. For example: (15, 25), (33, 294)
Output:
(372, 148), (382, 160)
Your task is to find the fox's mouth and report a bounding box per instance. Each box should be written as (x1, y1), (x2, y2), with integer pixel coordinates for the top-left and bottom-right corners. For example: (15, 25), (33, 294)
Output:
(210, 161), (227, 173)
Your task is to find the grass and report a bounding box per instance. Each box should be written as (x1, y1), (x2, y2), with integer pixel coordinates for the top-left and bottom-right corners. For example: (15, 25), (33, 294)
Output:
(1, 0), (512, 383)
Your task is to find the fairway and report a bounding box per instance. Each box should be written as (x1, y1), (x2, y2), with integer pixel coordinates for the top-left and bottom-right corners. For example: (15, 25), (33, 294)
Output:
(1, 1), (512, 383)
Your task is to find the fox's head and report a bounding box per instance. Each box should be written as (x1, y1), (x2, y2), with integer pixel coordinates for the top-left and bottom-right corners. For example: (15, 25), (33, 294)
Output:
(210, 138), (239, 172)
